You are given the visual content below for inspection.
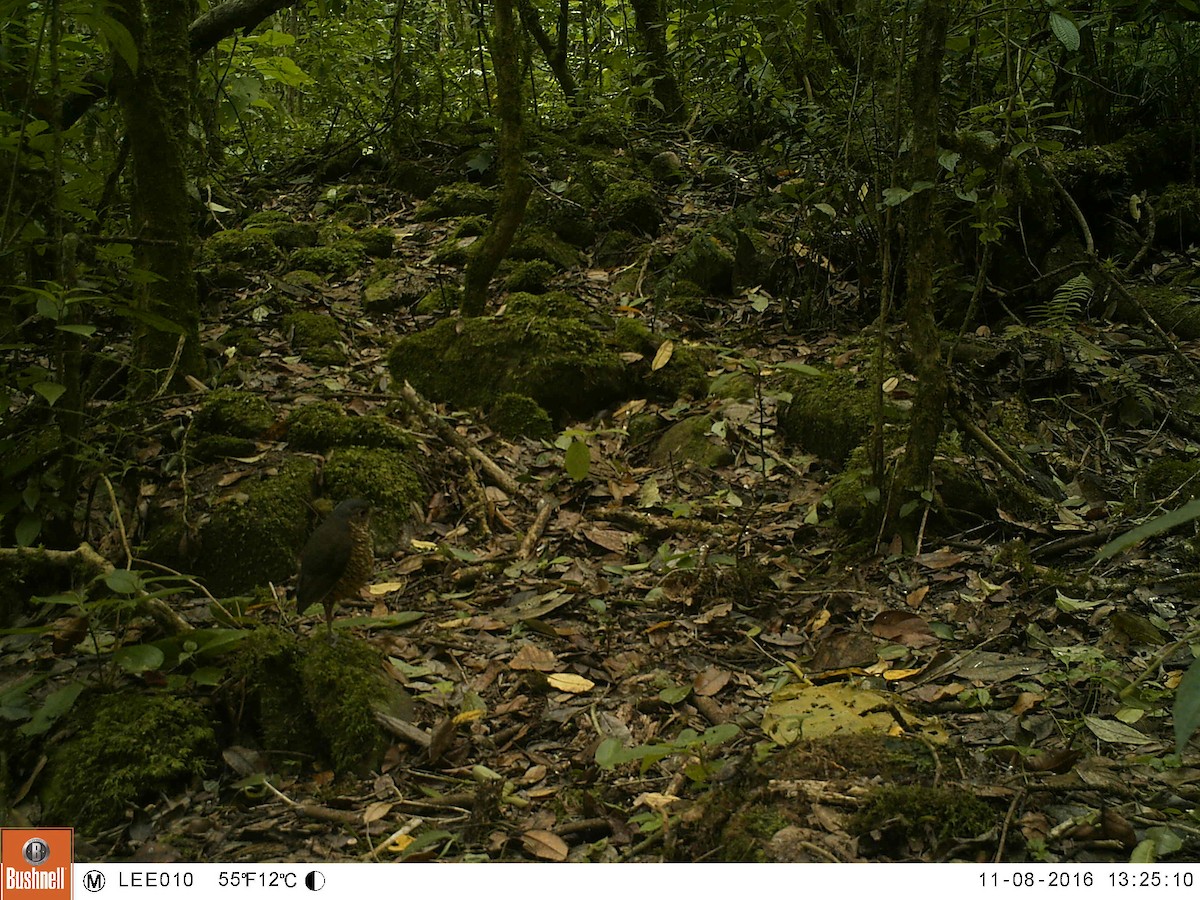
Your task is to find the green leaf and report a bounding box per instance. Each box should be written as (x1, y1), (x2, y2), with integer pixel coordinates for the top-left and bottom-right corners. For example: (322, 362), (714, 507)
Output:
(1092, 498), (1200, 563)
(104, 569), (143, 594)
(882, 187), (913, 206)
(32, 382), (66, 405)
(1173, 656), (1200, 754)
(17, 682), (84, 736)
(56, 324), (97, 336)
(938, 151), (960, 172)
(15, 514), (41, 546)
(659, 685), (691, 704)
(564, 439), (590, 482)
(113, 644), (166, 674)
(1049, 12), (1080, 52)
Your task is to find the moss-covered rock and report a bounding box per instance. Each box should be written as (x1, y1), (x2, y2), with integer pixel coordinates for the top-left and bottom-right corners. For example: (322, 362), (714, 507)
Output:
(595, 229), (641, 267)
(414, 286), (461, 315)
(192, 457), (317, 595)
(229, 627), (409, 773)
(527, 188), (597, 247)
(509, 226), (581, 270)
(356, 226), (395, 258)
(43, 692), (215, 834)
(611, 318), (709, 401)
(778, 369), (899, 465)
(261, 222), (318, 250)
(488, 393), (554, 440)
(282, 311), (347, 365)
(321, 446), (422, 551)
(193, 388), (275, 438)
(202, 230), (283, 268)
(388, 159), (440, 199)
(288, 243), (366, 279)
(417, 183), (496, 220)
(287, 402), (353, 450)
(334, 201), (371, 225)
(388, 312), (626, 423)
(647, 414), (733, 468)
(453, 216), (489, 238)
(504, 259), (558, 293)
(600, 180), (662, 235)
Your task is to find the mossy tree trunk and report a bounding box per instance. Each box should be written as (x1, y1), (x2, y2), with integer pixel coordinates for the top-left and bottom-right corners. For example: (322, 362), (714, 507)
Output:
(461, 0), (531, 317)
(886, 0), (950, 545)
(517, 0), (577, 105)
(112, 0), (203, 394)
(629, 0), (686, 124)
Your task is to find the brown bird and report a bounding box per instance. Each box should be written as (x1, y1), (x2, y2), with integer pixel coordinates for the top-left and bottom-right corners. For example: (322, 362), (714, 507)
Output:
(296, 498), (373, 638)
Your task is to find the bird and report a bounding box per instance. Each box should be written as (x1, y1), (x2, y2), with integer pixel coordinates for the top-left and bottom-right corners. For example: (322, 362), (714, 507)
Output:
(296, 498), (373, 638)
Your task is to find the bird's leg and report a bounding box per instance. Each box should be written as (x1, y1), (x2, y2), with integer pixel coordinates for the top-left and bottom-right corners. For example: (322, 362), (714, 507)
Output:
(325, 604), (337, 644)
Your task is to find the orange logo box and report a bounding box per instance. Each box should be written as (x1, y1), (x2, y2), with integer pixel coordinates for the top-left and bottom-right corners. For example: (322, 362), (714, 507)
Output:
(0, 830), (72, 900)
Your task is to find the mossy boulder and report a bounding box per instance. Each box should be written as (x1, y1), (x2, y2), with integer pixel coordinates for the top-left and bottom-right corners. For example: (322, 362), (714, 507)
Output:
(194, 388), (274, 438)
(260, 222), (319, 250)
(282, 311), (347, 365)
(388, 159), (440, 199)
(647, 414), (734, 468)
(527, 189), (597, 247)
(321, 446), (422, 551)
(504, 259), (558, 293)
(595, 229), (642, 267)
(778, 370), (902, 465)
(192, 457), (317, 595)
(43, 692), (215, 834)
(417, 183), (496, 220)
(488, 393), (554, 440)
(611, 318), (709, 401)
(356, 226), (395, 258)
(388, 310), (626, 423)
(600, 180), (662, 235)
(414, 286), (461, 315)
(202, 229), (282, 268)
(288, 243), (366, 279)
(509, 226), (581, 270)
(453, 216), (489, 238)
(229, 627), (409, 773)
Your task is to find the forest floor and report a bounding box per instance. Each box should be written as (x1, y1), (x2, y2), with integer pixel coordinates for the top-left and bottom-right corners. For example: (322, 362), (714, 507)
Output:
(15, 138), (1200, 864)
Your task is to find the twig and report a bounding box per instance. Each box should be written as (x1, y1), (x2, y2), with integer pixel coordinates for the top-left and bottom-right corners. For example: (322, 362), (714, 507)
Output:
(518, 497), (557, 559)
(397, 380), (521, 496)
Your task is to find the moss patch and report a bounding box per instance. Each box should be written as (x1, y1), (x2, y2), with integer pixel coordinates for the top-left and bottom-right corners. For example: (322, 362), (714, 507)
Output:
(193, 457), (317, 595)
(283, 311), (347, 365)
(44, 692), (215, 834)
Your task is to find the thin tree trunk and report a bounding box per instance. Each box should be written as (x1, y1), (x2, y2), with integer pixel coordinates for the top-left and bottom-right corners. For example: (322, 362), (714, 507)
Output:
(461, 0), (531, 316)
(888, 0), (950, 545)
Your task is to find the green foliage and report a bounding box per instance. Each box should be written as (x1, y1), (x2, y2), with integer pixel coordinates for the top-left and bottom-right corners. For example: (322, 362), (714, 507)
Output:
(595, 723), (739, 777)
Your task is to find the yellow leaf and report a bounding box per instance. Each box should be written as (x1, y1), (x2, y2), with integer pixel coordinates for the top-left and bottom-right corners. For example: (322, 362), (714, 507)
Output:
(651, 340), (675, 371)
(547, 673), (594, 693)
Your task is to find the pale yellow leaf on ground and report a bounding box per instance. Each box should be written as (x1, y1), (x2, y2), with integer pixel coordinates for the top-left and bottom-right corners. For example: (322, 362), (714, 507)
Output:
(547, 672), (594, 693)
(363, 801), (393, 824)
(651, 339), (675, 371)
(369, 581), (406, 595)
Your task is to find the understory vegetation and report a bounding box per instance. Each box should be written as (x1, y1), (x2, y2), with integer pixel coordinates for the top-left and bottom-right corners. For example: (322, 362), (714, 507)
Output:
(4, 0), (1200, 863)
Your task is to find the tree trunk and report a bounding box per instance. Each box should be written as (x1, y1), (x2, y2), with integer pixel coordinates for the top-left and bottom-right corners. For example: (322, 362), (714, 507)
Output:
(888, 0), (950, 546)
(629, 0), (685, 123)
(461, 0), (531, 317)
(112, 0), (203, 394)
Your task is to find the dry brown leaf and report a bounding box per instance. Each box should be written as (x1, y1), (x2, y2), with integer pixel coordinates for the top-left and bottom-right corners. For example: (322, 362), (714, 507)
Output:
(905, 585), (930, 608)
(509, 644), (558, 671)
(363, 801), (393, 824)
(692, 667), (731, 697)
(521, 830), (569, 861)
